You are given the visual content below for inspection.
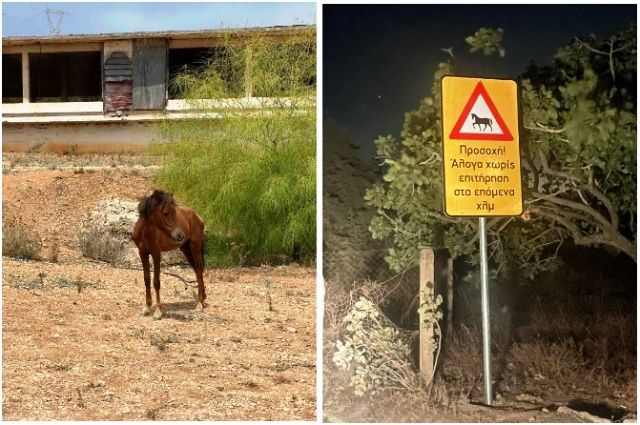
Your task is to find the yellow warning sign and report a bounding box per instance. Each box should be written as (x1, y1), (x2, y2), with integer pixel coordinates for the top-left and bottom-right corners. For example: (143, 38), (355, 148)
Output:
(441, 76), (523, 216)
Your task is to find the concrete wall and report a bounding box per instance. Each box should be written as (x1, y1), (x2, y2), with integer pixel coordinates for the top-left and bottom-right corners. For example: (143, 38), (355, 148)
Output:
(2, 120), (159, 153)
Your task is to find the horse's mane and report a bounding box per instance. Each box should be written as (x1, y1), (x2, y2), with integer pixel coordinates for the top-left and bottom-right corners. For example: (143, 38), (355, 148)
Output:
(138, 190), (175, 218)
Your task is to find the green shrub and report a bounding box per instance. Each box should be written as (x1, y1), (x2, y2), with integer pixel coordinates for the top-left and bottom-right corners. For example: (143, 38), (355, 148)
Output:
(154, 29), (316, 266)
(2, 217), (42, 260)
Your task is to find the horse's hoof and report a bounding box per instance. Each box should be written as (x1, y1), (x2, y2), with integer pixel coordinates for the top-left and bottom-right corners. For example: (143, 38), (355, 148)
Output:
(196, 300), (208, 311)
(153, 309), (163, 320)
(141, 306), (152, 316)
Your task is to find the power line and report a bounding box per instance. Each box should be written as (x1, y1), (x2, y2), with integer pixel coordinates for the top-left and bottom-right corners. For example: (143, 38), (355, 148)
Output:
(3, 10), (45, 33)
(8, 15), (51, 36)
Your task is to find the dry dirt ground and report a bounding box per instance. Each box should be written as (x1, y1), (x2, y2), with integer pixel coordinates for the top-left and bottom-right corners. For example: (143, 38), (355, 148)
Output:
(2, 154), (316, 420)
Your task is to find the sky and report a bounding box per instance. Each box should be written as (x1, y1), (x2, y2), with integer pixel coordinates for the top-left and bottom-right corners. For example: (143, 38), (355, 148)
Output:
(324, 4), (637, 160)
(2, 2), (315, 37)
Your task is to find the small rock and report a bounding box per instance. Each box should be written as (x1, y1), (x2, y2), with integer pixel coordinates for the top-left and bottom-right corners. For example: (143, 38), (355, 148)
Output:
(542, 407), (549, 413)
(87, 379), (105, 388)
(286, 327), (297, 333)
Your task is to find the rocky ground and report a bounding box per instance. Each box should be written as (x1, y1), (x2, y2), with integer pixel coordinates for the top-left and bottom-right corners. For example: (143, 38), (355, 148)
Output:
(2, 153), (316, 420)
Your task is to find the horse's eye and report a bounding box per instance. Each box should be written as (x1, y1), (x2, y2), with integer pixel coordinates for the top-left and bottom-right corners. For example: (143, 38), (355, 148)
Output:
(164, 211), (170, 217)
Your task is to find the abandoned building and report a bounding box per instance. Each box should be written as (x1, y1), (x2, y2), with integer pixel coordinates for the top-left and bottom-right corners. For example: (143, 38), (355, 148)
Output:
(2, 25), (314, 152)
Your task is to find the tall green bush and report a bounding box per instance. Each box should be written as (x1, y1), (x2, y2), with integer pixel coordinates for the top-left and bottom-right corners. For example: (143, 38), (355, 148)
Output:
(154, 29), (316, 266)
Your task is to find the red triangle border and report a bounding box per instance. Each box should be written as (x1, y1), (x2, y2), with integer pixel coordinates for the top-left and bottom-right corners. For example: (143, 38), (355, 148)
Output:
(449, 81), (514, 141)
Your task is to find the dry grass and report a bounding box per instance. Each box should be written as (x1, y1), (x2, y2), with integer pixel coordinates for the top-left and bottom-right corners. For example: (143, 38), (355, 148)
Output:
(78, 223), (125, 265)
(2, 217), (42, 260)
(437, 324), (483, 400)
(3, 259), (316, 420)
(500, 294), (635, 402)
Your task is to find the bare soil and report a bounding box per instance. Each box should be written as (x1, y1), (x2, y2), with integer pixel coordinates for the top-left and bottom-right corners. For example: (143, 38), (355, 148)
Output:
(2, 154), (316, 420)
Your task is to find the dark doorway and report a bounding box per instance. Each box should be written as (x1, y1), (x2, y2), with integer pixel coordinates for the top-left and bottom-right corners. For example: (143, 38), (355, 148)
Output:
(29, 51), (102, 102)
(2, 54), (23, 103)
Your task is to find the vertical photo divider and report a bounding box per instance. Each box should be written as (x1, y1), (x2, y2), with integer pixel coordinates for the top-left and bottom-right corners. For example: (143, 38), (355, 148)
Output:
(315, 0), (324, 421)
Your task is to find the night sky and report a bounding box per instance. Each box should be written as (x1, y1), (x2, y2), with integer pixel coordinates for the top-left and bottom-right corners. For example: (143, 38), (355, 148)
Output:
(323, 4), (637, 160)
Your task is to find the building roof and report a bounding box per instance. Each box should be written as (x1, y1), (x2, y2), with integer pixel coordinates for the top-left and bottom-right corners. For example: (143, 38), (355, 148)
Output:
(2, 25), (314, 46)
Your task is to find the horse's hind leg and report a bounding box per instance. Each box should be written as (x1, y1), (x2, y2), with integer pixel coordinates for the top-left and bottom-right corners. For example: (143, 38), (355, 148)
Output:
(180, 243), (196, 290)
(140, 251), (152, 316)
(190, 240), (206, 310)
(180, 243), (196, 269)
(151, 251), (163, 320)
(180, 243), (202, 307)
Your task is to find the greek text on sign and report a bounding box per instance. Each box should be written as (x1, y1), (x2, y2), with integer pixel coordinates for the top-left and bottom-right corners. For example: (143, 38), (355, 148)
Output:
(441, 76), (523, 216)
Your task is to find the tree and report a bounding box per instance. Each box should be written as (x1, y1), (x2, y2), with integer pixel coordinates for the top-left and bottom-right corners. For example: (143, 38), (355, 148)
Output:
(365, 24), (636, 280)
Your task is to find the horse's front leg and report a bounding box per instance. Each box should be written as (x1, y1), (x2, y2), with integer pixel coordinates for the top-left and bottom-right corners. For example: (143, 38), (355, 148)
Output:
(140, 250), (152, 316)
(151, 251), (163, 320)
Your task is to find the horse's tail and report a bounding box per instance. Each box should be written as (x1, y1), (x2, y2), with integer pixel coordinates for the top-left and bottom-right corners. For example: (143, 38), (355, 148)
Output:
(201, 232), (206, 269)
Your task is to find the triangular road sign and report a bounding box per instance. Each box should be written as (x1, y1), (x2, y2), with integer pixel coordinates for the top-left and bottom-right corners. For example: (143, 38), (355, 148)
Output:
(449, 81), (514, 141)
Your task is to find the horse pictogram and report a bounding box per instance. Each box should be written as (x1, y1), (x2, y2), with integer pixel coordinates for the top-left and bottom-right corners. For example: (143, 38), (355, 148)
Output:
(471, 113), (493, 132)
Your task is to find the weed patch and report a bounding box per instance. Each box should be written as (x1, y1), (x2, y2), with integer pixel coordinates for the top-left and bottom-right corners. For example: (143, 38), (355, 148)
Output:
(2, 217), (42, 260)
(150, 332), (180, 351)
(79, 223), (125, 265)
(154, 29), (316, 266)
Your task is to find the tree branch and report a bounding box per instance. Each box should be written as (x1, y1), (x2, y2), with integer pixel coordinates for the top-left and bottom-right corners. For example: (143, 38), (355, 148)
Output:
(574, 37), (608, 56)
(521, 130), (540, 192)
(532, 191), (611, 229)
(579, 183), (619, 229)
(537, 151), (620, 228)
(529, 206), (637, 262)
(524, 122), (568, 134)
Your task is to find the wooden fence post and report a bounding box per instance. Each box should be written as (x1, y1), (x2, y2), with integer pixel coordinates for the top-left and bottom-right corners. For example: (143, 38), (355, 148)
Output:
(419, 248), (435, 381)
(419, 247), (450, 383)
(447, 257), (454, 338)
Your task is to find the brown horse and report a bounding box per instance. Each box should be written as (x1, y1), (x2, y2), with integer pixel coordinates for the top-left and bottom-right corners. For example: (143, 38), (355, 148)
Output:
(132, 190), (206, 319)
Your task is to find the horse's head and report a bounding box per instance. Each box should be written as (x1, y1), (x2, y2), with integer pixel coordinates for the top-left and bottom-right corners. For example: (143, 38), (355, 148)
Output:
(138, 190), (186, 244)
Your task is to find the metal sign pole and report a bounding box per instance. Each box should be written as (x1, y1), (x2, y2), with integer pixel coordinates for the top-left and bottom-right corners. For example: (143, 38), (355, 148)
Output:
(478, 217), (492, 405)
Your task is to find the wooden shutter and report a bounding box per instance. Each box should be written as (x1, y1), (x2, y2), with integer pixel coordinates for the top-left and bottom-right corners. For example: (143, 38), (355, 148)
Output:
(132, 39), (167, 110)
